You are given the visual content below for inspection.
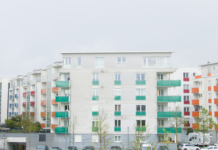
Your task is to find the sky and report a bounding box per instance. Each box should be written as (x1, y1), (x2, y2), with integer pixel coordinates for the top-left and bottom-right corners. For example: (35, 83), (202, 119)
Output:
(0, 0), (218, 79)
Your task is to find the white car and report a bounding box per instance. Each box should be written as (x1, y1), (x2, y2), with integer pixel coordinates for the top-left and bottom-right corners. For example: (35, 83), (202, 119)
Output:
(201, 146), (218, 150)
(180, 144), (200, 150)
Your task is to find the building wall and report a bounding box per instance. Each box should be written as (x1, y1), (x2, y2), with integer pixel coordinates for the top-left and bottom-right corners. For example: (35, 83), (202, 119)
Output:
(0, 78), (9, 123)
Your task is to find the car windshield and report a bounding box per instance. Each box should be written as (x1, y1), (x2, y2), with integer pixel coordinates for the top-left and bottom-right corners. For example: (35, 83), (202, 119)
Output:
(37, 146), (45, 148)
(208, 147), (214, 149)
(142, 148), (151, 150)
(52, 148), (59, 150)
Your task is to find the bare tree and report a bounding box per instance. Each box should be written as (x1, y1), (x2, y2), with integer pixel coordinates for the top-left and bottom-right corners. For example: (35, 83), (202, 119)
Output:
(71, 114), (78, 149)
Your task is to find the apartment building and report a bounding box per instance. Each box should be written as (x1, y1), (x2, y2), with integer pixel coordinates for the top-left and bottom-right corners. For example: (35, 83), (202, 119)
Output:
(0, 78), (10, 123)
(7, 51), (183, 148)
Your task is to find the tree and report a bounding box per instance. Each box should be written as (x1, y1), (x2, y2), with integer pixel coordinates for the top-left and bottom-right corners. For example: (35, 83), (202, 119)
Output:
(160, 127), (172, 150)
(71, 115), (78, 149)
(92, 110), (113, 150)
(168, 106), (184, 150)
(195, 107), (215, 148)
(5, 115), (22, 128)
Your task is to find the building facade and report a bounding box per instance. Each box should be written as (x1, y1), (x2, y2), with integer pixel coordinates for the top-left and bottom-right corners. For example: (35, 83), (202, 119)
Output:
(0, 78), (9, 124)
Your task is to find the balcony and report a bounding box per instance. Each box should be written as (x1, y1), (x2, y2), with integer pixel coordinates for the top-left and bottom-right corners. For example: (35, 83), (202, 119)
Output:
(31, 91), (35, 96)
(56, 96), (69, 103)
(184, 123), (190, 127)
(215, 98), (218, 104)
(136, 96), (146, 100)
(192, 111), (199, 117)
(41, 112), (46, 117)
(92, 127), (98, 131)
(214, 86), (218, 92)
(136, 80), (146, 85)
(215, 112), (218, 117)
(184, 112), (190, 116)
(157, 96), (181, 102)
(157, 80), (181, 87)
(114, 80), (121, 85)
(184, 100), (190, 104)
(183, 78), (189, 81)
(192, 88), (199, 93)
(184, 90), (189, 93)
(53, 112), (69, 118)
(23, 92), (27, 97)
(136, 111), (146, 116)
(209, 111), (212, 116)
(55, 127), (68, 133)
(192, 123), (199, 129)
(216, 125), (218, 130)
(22, 112), (26, 116)
(114, 111), (121, 116)
(157, 112), (181, 118)
(40, 123), (46, 128)
(208, 86), (211, 91)
(92, 111), (99, 116)
(92, 81), (99, 85)
(136, 127), (146, 131)
(52, 99), (58, 105)
(114, 96), (121, 100)
(51, 124), (58, 130)
(208, 73), (211, 76)
(56, 81), (69, 87)
(23, 102), (26, 107)
(52, 87), (59, 93)
(208, 99), (212, 103)
(41, 100), (46, 106)
(92, 96), (99, 100)
(157, 127), (182, 134)
(30, 112), (35, 116)
(114, 127), (121, 132)
(192, 99), (199, 105)
(41, 89), (46, 94)
(30, 101), (35, 106)
(195, 75), (201, 79)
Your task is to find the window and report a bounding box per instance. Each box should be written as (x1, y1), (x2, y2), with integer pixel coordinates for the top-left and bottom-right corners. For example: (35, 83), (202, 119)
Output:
(65, 74), (70, 81)
(64, 58), (71, 68)
(115, 105), (121, 112)
(143, 58), (146, 67)
(115, 73), (121, 81)
(199, 94), (202, 98)
(208, 80), (211, 86)
(136, 74), (145, 81)
(148, 58), (156, 67)
(208, 93), (211, 99)
(95, 58), (104, 68)
(77, 58), (81, 68)
(158, 105), (164, 112)
(199, 81), (202, 87)
(158, 89), (164, 96)
(193, 73), (196, 77)
(64, 89), (69, 96)
(115, 136), (121, 142)
(184, 107), (189, 112)
(136, 120), (146, 127)
(117, 57), (126, 64)
(183, 73), (189, 78)
(157, 74), (164, 80)
(209, 106), (212, 112)
(39, 134), (46, 142)
(115, 120), (121, 127)
(93, 74), (99, 81)
(92, 135), (98, 142)
(65, 105), (69, 111)
(92, 121), (98, 127)
(136, 89), (145, 96)
(208, 68), (211, 73)
(92, 89), (99, 96)
(184, 96), (189, 101)
(158, 135), (164, 142)
(158, 119), (164, 127)
(114, 89), (121, 96)
(136, 105), (146, 112)
(75, 135), (82, 142)
(184, 84), (189, 90)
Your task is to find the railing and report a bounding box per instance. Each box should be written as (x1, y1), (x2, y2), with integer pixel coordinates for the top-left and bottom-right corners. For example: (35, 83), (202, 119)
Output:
(52, 73), (60, 78)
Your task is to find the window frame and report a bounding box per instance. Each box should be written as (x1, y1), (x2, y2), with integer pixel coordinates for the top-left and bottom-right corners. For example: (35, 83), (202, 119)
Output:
(114, 135), (121, 142)
(95, 57), (104, 68)
(136, 120), (146, 127)
(136, 88), (146, 96)
(115, 120), (121, 127)
(136, 73), (146, 81)
(115, 104), (121, 112)
(115, 73), (121, 81)
(117, 57), (126, 65)
(114, 89), (121, 96)
(77, 57), (81, 68)
(184, 84), (189, 90)
(93, 73), (99, 81)
(92, 88), (99, 96)
(136, 105), (146, 112)
(183, 72), (189, 78)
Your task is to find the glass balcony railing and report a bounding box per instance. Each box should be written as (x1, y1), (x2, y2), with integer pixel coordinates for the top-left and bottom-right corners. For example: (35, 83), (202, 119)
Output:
(92, 127), (98, 131)
(136, 111), (146, 116)
(114, 81), (121, 85)
(56, 96), (69, 103)
(157, 80), (181, 87)
(157, 111), (181, 118)
(136, 80), (146, 85)
(92, 96), (99, 100)
(92, 111), (99, 116)
(157, 96), (181, 102)
(92, 81), (99, 85)
(157, 127), (182, 133)
(136, 127), (146, 131)
(136, 96), (146, 100)
(114, 127), (121, 132)
(55, 112), (69, 118)
(114, 111), (121, 116)
(55, 127), (68, 133)
(56, 81), (69, 87)
(114, 96), (121, 100)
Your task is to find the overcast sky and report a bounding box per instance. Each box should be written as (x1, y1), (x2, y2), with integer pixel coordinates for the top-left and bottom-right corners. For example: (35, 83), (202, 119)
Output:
(0, 0), (218, 79)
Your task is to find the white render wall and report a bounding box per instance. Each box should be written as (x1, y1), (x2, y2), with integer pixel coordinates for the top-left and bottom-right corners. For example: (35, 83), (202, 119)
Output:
(0, 78), (9, 123)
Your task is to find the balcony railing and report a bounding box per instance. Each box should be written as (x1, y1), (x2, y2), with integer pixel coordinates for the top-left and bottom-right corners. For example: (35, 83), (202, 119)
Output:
(40, 123), (46, 128)
(56, 96), (69, 103)
(41, 112), (46, 117)
(92, 81), (99, 85)
(184, 112), (190, 116)
(114, 96), (121, 100)
(55, 127), (68, 133)
(192, 88), (199, 93)
(92, 111), (99, 116)
(136, 127), (146, 131)
(51, 124), (58, 130)
(41, 89), (46, 94)
(92, 96), (99, 100)
(195, 75), (201, 79)
(136, 111), (146, 116)
(114, 127), (121, 132)
(136, 80), (146, 85)
(192, 111), (199, 117)
(157, 80), (181, 87)
(184, 89), (189, 93)
(41, 100), (46, 106)
(215, 98), (218, 104)
(114, 80), (121, 85)
(215, 111), (218, 117)
(136, 96), (146, 100)
(192, 123), (199, 129)
(54, 111), (69, 118)
(184, 123), (190, 127)
(184, 100), (190, 104)
(183, 78), (189, 81)
(157, 127), (182, 133)
(215, 86), (218, 92)
(56, 81), (69, 87)
(192, 99), (199, 105)
(157, 111), (181, 118)
(114, 111), (121, 116)
(157, 96), (181, 102)
(52, 99), (58, 105)
(30, 101), (35, 106)
(52, 87), (59, 93)
(31, 91), (35, 96)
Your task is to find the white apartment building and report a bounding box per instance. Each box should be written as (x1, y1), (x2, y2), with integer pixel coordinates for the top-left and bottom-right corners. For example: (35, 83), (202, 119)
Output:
(0, 78), (10, 123)
(7, 51), (183, 147)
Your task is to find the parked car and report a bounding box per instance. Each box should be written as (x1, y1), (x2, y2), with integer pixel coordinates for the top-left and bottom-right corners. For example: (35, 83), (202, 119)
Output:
(201, 146), (218, 150)
(158, 146), (169, 150)
(83, 146), (95, 150)
(110, 146), (122, 150)
(51, 147), (62, 150)
(177, 143), (182, 150)
(65, 146), (78, 150)
(36, 145), (49, 150)
(179, 144), (200, 150)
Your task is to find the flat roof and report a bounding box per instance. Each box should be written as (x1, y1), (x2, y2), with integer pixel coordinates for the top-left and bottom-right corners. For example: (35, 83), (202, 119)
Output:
(60, 51), (174, 54)
(200, 62), (218, 67)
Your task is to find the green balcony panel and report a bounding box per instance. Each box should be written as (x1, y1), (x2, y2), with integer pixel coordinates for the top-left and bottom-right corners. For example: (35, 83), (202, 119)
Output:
(136, 127), (146, 131)
(56, 96), (69, 103)
(157, 96), (181, 102)
(114, 127), (121, 132)
(56, 81), (69, 87)
(157, 112), (181, 118)
(92, 96), (99, 100)
(114, 96), (121, 100)
(92, 111), (99, 116)
(92, 127), (98, 131)
(114, 111), (121, 116)
(157, 80), (181, 87)
(55, 112), (69, 118)
(92, 81), (99, 85)
(157, 127), (182, 134)
(136, 96), (146, 100)
(136, 80), (146, 85)
(136, 111), (146, 116)
(114, 80), (121, 85)
(55, 127), (68, 133)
